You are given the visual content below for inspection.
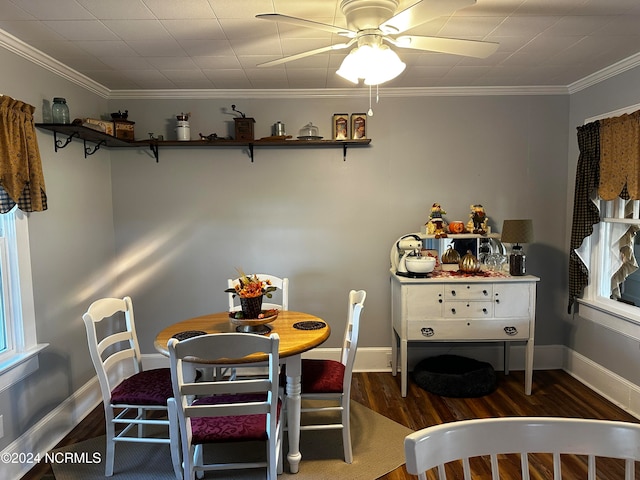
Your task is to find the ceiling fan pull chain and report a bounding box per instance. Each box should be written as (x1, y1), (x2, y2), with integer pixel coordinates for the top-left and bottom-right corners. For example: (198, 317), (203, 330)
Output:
(368, 85), (374, 117)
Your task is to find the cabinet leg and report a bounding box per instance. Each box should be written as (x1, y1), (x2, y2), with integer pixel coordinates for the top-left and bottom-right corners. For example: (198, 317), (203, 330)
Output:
(401, 339), (408, 397)
(391, 330), (398, 376)
(504, 341), (510, 375)
(525, 338), (534, 395)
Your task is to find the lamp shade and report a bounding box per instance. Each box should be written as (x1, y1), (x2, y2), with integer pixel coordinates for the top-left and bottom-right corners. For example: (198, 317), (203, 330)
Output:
(336, 43), (406, 86)
(501, 219), (534, 244)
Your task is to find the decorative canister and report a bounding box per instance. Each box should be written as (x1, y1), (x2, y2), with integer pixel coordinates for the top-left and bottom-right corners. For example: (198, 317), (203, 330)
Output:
(176, 113), (190, 141)
(273, 121), (286, 136)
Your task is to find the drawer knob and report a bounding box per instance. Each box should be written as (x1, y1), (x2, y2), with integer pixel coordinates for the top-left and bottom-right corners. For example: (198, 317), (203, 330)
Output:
(495, 299), (500, 304)
(482, 308), (488, 314)
(421, 327), (434, 337)
(483, 290), (488, 296)
(504, 326), (518, 336)
(451, 308), (456, 314)
(438, 299), (443, 303)
(451, 290), (457, 296)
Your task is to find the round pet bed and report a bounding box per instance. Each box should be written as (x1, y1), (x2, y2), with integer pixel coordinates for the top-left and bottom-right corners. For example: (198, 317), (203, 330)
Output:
(412, 354), (496, 398)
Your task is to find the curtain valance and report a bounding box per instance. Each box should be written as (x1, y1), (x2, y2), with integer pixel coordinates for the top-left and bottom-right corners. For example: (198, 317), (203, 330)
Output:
(599, 111), (640, 201)
(0, 95), (47, 213)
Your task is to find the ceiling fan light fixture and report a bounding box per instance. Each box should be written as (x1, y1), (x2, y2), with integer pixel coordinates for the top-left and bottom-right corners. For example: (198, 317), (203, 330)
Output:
(336, 43), (405, 86)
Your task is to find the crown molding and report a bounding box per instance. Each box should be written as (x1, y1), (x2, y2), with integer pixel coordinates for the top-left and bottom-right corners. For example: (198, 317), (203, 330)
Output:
(108, 84), (568, 100)
(0, 29), (110, 98)
(568, 52), (640, 95)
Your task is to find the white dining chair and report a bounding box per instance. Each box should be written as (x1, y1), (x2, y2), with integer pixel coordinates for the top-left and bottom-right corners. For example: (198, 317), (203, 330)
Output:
(82, 296), (181, 478)
(404, 416), (640, 480)
(290, 289), (366, 463)
(167, 332), (283, 480)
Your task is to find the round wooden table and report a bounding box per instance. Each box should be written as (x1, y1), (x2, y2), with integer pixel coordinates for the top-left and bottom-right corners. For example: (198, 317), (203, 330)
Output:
(155, 310), (331, 474)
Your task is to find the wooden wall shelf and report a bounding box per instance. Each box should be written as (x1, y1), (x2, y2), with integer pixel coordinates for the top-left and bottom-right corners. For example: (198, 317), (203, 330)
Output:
(36, 123), (371, 162)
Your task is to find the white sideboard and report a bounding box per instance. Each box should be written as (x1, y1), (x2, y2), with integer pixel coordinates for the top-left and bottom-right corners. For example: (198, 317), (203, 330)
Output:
(391, 272), (539, 397)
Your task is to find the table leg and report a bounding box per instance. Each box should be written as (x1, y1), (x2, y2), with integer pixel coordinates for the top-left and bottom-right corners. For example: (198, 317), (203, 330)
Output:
(285, 356), (302, 473)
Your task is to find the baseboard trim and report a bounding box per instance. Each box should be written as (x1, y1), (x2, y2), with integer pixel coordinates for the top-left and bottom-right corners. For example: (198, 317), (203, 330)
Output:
(3, 377), (101, 480)
(142, 343), (565, 372)
(563, 347), (640, 420)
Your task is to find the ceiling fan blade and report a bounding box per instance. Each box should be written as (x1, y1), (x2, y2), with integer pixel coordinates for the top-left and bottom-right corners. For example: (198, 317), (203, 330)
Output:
(256, 13), (355, 36)
(256, 41), (355, 68)
(380, 0), (476, 35)
(395, 35), (498, 58)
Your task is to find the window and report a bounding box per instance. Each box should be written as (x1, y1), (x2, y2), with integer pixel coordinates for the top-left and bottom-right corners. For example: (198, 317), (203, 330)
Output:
(0, 206), (45, 392)
(578, 198), (640, 337)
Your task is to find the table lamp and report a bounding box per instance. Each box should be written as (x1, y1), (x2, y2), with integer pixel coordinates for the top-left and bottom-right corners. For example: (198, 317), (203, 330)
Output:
(501, 219), (534, 276)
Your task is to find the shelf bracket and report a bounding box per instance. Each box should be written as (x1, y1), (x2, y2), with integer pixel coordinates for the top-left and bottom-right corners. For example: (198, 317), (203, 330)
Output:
(149, 141), (159, 162)
(54, 131), (79, 152)
(343, 144), (348, 161)
(83, 139), (106, 158)
(249, 144), (254, 162)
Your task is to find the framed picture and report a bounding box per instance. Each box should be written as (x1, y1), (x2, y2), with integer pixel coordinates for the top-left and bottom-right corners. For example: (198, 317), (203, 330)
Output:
(332, 113), (349, 140)
(351, 113), (367, 139)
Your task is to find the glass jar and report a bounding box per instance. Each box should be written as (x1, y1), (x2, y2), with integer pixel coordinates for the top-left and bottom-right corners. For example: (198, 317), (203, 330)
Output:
(509, 245), (526, 276)
(52, 98), (70, 124)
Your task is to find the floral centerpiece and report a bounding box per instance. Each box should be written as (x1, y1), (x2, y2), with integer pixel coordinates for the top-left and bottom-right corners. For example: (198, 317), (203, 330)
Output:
(225, 269), (277, 319)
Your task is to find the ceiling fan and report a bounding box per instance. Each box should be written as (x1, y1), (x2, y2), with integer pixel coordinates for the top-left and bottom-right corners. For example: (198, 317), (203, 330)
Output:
(256, 0), (499, 84)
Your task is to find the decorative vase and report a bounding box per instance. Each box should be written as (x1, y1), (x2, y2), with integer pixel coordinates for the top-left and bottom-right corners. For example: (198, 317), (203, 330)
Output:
(240, 295), (263, 319)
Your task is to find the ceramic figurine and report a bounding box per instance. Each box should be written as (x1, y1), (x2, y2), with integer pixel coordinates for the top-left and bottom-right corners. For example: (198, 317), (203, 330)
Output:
(426, 203), (448, 238)
(467, 204), (488, 234)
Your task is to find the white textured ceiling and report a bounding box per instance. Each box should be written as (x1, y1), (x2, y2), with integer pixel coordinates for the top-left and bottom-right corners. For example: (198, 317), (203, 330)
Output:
(1, 0), (640, 92)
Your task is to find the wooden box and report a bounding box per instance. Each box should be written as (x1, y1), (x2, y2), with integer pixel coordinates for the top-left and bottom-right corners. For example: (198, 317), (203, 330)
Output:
(84, 118), (114, 136)
(114, 119), (135, 141)
(234, 117), (255, 141)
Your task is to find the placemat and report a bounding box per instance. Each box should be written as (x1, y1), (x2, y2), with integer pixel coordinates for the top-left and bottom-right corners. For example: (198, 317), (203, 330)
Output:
(171, 330), (207, 341)
(293, 321), (327, 330)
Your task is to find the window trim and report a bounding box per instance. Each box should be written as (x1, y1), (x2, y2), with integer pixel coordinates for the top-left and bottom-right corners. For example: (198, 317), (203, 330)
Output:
(0, 208), (47, 393)
(578, 208), (640, 341)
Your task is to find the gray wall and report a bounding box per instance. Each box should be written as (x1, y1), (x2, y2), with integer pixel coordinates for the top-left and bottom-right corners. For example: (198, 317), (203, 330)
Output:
(0, 48), (113, 451)
(567, 67), (640, 385)
(109, 94), (569, 353)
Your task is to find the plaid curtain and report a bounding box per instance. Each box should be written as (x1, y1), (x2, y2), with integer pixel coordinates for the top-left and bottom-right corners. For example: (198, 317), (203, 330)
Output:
(0, 95), (47, 213)
(568, 122), (600, 313)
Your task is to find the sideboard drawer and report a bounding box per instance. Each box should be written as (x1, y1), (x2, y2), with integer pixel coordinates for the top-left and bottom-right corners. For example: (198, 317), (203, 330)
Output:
(407, 318), (530, 341)
(444, 283), (492, 300)
(442, 301), (493, 318)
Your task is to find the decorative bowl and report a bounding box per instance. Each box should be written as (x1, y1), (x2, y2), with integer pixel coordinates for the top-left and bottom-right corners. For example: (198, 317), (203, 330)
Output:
(229, 309), (279, 334)
(405, 256), (436, 274)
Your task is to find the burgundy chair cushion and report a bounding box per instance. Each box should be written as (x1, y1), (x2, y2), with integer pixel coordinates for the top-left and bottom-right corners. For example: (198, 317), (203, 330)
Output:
(110, 368), (173, 406)
(299, 359), (345, 394)
(190, 393), (282, 444)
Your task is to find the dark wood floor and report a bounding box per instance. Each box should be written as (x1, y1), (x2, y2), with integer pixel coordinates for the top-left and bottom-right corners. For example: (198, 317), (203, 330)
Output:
(20, 369), (640, 480)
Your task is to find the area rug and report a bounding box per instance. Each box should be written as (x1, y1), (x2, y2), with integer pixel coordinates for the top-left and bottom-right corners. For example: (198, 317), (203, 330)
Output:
(51, 401), (413, 479)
